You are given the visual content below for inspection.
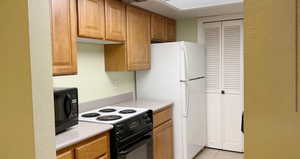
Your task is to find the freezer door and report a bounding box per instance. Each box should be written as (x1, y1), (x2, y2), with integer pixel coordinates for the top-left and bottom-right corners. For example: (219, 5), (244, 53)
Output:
(182, 78), (207, 159)
(181, 42), (206, 80)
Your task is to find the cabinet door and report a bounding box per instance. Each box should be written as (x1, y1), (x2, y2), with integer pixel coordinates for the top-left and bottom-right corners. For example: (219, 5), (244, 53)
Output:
(126, 6), (151, 70)
(51, 0), (77, 76)
(165, 18), (176, 42)
(153, 120), (174, 159)
(77, 0), (105, 39)
(105, 0), (126, 41)
(57, 150), (74, 159)
(75, 135), (109, 159)
(151, 14), (165, 42)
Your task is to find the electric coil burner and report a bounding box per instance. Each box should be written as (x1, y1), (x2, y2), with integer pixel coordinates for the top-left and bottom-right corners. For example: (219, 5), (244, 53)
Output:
(79, 106), (153, 159)
(119, 109), (137, 114)
(97, 115), (122, 121)
(81, 113), (100, 118)
(99, 108), (116, 113)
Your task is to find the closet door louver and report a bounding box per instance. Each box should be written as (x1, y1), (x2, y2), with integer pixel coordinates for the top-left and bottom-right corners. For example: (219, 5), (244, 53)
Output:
(222, 21), (243, 94)
(204, 22), (222, 93)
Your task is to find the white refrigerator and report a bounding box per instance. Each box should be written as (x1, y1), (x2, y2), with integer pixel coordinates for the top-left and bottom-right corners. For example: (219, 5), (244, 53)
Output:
(136, 41), (207, 159)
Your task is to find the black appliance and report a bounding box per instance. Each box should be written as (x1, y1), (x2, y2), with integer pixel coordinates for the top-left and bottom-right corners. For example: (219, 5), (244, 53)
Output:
(111, 110), (153, 159)
(54, 88), (79, 134)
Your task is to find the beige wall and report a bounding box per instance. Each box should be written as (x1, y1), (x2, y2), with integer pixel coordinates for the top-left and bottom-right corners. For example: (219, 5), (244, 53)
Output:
(245, 0), (300, 158)
(0, 0), (55, 158)
(176, 19), (198, 42)
(53, 43), (135, 103)
(27, 0), (56, 158)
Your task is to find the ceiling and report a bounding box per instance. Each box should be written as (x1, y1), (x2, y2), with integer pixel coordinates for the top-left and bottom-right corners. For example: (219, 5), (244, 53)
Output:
(132, 0), (244, 19)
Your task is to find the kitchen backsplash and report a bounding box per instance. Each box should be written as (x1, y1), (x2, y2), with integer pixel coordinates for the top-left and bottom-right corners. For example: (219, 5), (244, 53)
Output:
(53, 43), (135, 103)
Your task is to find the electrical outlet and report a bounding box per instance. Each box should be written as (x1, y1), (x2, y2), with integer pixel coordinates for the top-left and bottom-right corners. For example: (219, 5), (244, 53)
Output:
(112, 80), (121, 88)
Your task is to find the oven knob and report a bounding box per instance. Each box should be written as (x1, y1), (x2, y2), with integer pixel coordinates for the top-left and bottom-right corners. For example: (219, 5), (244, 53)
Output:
(115, 124), (123, 130)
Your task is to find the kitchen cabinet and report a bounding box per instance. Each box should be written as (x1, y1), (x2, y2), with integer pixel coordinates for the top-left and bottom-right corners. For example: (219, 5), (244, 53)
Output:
(77, 0), (126, 42)
(153, 106), (174, 159)
(57, 150), (74, 159)
(151, 13), (166, 42)
(105, 0), (126, 41)
(105, 5), (151, 71)
(51, 0), (77, 76)
(151, 14), (176, 42)
(165, 18), (176, 42)
(56, 132), (110, 159)
(77, 0), (105, 39)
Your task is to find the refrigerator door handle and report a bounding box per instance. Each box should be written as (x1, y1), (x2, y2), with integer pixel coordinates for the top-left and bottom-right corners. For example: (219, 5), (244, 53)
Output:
(183, 44), (189, 80)
(183, 81), (190, 117)
(189, 76), (205, 81)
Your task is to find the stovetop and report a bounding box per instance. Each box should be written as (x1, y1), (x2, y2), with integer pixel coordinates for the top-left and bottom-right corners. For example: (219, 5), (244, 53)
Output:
(79, 106), (149, 124)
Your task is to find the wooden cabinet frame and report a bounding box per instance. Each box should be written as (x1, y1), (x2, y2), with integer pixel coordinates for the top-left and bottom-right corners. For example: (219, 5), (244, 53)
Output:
(56, 132), (110, 159)
(51, 0), (78, 76)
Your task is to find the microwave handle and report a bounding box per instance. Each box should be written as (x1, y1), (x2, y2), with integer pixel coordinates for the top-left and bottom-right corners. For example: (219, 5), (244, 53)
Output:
(119, 135), (152, 156)
(64, 94), (72, 118)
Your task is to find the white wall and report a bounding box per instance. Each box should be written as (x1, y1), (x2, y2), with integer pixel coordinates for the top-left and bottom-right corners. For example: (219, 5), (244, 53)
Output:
(53, 43), (135, 103)
(28, 0), (56, 158)
(197, 20), (206, 45)
(176, 19), (198, 42)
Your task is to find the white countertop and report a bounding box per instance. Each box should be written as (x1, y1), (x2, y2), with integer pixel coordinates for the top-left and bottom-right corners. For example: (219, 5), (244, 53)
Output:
(115, 99), (173, 112)
(56, 122), (113, 151)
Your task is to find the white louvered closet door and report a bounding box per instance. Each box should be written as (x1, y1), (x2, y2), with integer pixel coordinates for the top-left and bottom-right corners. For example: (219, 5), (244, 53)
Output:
(221, 20), (244, 152)
(204, 22), (222, 149)
(204, 20), (244, 152)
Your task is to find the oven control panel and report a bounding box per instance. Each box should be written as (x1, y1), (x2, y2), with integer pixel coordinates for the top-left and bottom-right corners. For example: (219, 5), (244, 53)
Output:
(114, 110), (153, 140)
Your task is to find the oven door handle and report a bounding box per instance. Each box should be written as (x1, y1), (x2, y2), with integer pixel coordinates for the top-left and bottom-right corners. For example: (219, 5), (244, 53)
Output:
(119, 134), (152, 156)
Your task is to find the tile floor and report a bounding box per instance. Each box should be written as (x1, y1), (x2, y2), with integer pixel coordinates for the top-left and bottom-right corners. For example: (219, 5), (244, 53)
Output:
(195, 148), (243, 159)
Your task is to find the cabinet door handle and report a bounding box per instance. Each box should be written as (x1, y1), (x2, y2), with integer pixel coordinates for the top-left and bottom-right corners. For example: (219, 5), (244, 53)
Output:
(221, 90), (225, 94)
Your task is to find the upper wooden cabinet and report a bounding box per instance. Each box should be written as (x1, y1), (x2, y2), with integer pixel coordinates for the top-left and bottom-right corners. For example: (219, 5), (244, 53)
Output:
(127, 6), (151, 70)
(151, 14), (166, 42)
(77, 0), (126, 42)
(51, 0), (77, 76)
(150, 13), (176, 42)
(105, 5), (151, 71)
(165, 18), (176, 42)
(105, 0), (126, 41)
(77, 0), (105, 39)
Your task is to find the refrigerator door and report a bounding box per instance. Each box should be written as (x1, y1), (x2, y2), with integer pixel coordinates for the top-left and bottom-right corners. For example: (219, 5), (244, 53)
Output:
(182, 78), (207, 159)
(180, 42), (206, 81)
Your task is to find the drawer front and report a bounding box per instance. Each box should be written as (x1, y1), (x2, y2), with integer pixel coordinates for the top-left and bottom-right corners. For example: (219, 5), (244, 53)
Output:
(153, 106), (172, 128)
(98, 154), (108, 159)
(75, 135), (108, 159)
(57, 150), (74, 159)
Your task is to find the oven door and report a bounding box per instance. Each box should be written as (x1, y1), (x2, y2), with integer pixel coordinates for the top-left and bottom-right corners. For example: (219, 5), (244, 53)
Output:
(117, 132), (153, 159)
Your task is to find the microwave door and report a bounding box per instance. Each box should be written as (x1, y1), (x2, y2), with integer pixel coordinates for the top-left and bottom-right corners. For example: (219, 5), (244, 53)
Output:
(64, 94), (73, 118)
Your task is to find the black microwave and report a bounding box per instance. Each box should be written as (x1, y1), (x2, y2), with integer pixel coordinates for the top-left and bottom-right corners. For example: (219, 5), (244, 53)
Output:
(54, 88), (79, 134)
